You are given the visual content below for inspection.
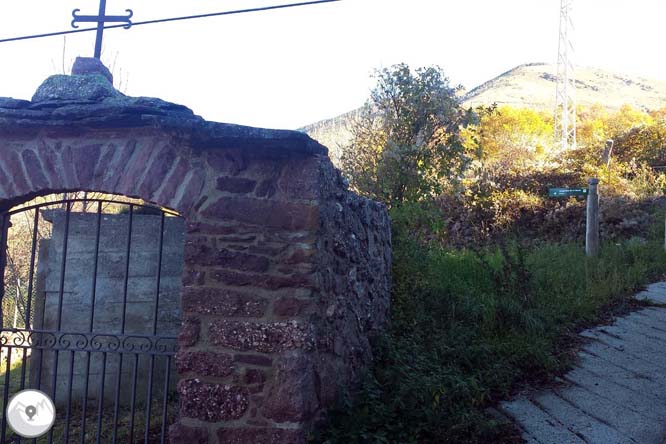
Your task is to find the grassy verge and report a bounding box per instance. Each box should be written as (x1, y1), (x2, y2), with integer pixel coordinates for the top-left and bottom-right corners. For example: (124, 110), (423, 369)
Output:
(0, 356), (177, 443)
(40, 399), (178, 444)
(1, 395), (177, 443)
(315, 225), (666, 443)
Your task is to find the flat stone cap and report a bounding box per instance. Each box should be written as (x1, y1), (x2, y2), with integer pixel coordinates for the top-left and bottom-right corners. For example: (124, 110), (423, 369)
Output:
(32, 74), (121, 103)
(33, 58), (117, 102)
(0, 71), (327, 156)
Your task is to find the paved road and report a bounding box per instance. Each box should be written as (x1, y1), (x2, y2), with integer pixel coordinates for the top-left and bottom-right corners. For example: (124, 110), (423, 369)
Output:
(500, 282), (666, 444)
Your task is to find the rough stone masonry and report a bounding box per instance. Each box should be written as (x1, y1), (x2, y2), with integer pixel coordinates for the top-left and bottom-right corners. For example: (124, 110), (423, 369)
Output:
(0, 57), (391, 443)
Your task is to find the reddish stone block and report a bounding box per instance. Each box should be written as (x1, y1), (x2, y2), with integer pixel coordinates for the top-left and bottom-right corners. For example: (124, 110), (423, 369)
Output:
(211, 269), (313, 290)
(35, 141), (59, 187)
(206, 150), (246, 175)
(90, 143), (116, 188)
(21, 149), (48, 189)
(0, 172), (15, 197)
(186, 222), (238, 235)
(217, 177), (257, 194)
(178, 317), (200, 348)
(282, 247), (316, 265)
(182, 287), (267, 317)
(248, 243), (288, 257)
(234, 354), (272, 367)
(59, 145), (80, 188)
(168, 423), (209, 444)
(184, 234), (210, 251)
(255, 179), (277, 198)
(193, 194), (209, 212)
(217, 427), (306, 444)
(184, 240), (269, 273)
(174, 168), (206, 214)
(248, 385), (265, 395)
(176, 351), (233, 377)
(101, 140), (137, 191)
(273, 297), (311, 317)
(217, 234), (257, 244)
(155, 157), (190, 204)
(137, 145), (177, 197)
(117, 142), (156, 193)
(208, 320), (313, 353)
(245, 156), (285, 177)
(244, 368), (266, 385)
(276, 264), (314, 275)
(0, 152), (17, 196)
(72, 143), (102, 186)
(220, 249), (270, 273)
(3, 149), (31, 193)
(178, 379), (249, 422)
(202, 197), (319, 231)
(277, 156), (320, 200)
(262, 354), (320, 423)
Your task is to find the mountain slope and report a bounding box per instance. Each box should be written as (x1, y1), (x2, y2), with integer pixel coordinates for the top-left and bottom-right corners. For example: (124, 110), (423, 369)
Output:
(463, 63), (666, 111)
(300, 63), (666, 161)
(298, 109), (361, 163)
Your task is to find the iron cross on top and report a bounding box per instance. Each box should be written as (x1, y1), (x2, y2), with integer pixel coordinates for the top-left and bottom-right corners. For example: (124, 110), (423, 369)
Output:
(71, 0), (133, 59)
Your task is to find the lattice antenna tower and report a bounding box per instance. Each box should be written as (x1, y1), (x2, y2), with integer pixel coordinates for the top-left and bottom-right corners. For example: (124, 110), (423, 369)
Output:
(554, 0), (576, 151)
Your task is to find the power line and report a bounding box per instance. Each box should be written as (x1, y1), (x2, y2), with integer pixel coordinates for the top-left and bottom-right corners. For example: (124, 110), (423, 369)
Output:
(0, 0), (341, 45)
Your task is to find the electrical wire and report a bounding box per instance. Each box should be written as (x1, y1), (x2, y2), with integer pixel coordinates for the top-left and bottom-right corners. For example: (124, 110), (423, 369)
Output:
(0, 0), (341, 44)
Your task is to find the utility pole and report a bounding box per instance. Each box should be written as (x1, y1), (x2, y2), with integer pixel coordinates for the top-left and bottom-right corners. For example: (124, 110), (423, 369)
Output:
(554, 0), (577, 152)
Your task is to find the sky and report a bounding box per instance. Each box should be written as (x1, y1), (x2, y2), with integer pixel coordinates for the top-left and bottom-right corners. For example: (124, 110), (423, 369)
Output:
(1, 0), (665, 130)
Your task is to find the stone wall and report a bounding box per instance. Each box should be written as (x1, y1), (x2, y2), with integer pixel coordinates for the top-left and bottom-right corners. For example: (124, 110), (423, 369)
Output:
(0, 61), (391, 444)
(32, 211), (183, 405)
(173, 151), (391, 443)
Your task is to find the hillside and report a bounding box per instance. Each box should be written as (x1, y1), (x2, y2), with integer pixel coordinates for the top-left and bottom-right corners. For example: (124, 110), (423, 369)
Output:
(463, 63), (666, 111)
(298, 108), (362, 164)
(301, 63), (666, 162)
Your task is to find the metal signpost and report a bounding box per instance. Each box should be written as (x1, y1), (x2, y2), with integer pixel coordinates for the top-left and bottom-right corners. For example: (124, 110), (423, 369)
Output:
(548, 182), (599, 257)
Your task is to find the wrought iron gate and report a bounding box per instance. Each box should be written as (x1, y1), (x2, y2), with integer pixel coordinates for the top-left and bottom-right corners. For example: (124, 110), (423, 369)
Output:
(0, 196), (182, 443)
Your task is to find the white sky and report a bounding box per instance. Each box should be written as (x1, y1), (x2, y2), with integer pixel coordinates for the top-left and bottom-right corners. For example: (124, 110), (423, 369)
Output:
(0, 0), (665, 129)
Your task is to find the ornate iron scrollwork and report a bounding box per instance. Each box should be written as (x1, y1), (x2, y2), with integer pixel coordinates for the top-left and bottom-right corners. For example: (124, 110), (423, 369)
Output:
(0, 329), (176, 355)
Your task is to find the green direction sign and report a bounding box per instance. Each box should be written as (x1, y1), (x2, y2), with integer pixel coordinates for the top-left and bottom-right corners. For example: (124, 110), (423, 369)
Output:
(548, 187), (588, 198)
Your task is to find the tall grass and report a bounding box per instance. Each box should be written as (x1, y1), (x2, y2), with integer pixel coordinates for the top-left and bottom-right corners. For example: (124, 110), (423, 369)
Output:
(316, 218), (666, 444)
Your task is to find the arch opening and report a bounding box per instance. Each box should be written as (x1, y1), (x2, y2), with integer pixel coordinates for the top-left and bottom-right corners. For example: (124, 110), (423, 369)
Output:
(0, 191), (184, 443)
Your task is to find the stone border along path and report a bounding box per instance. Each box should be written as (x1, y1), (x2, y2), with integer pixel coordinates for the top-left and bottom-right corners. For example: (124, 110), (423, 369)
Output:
(498, 282), (666, 444)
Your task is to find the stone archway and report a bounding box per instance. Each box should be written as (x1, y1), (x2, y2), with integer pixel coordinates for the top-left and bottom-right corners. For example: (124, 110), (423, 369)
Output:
(0, 63), (391, 443)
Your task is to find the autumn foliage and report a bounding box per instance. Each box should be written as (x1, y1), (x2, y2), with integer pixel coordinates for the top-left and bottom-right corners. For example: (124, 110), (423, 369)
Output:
(341, 64), (666, 246)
